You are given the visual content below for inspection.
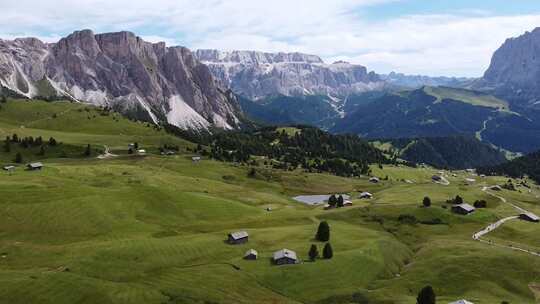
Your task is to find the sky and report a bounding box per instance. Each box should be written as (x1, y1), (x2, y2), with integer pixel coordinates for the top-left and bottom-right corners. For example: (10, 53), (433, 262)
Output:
(1, 0), (539, 77)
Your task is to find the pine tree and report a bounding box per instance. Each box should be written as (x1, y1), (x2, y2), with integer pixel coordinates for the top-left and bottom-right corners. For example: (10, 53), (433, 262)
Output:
(322, 243), (333, 259)
(12, 133), (18, 143)
(337, 195), (344, 207)
(84, 144), (91, 156)
(328, 195), (337, 207)
(14, 152), (22, 163)
(38, 146), (45, 156)
(0, 95), (6, 103)
(315, 221), (330, 242)
(416, 285), (436, 304)
(308, 244), (319, 261)
(454, 195), (463, 205)
(48, 137), (57, 146)
(4, 136), (10, 152)
(423, 196), (431, 207)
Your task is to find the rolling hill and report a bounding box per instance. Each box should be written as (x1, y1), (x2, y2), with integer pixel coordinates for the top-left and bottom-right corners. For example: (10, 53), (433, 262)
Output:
(0, 98), (539, 303)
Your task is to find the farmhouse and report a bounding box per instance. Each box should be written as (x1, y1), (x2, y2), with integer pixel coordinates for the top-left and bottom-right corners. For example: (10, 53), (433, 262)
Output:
(519, 212), (539, 223)
(369, 177), (380, 183)
(192, 156), (201, 162)
(451, 203), (476, 215)
(343, 200), (353, 206)
(228, 231), (249, 244)
(27, 162), (43, 170)
(432, 175), (442, 181)
(273, 249), (298, 265)
(359, 192), (373, 199)
(244, 249), (258, 260)
(137, 149), (146, 155)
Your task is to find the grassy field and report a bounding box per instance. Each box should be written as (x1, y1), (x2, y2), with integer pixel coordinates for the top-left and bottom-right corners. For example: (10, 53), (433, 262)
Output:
(0, 100), (539, 303)
(424, 86), (511, 112)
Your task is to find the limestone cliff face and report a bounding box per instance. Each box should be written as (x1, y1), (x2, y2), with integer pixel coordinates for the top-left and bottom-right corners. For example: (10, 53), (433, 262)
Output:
(0, 30), (240, 130)
(481, 28), (540, 105)
(195, 49), (383, 100)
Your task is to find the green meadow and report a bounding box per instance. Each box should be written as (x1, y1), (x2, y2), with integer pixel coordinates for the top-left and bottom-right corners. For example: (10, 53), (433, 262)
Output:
(0, 100), (539, 304)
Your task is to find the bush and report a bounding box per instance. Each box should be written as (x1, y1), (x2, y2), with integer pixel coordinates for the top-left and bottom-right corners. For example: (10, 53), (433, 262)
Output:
(323, 243), (333, 259)
(473, 200), (487, 208)
(416, 285), (436, 304)
(308, 244), (319, 261)
(422, 196), (431, 207)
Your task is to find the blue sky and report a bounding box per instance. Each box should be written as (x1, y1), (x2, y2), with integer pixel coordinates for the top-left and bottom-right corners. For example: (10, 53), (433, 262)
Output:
(1, 0), (539, 77)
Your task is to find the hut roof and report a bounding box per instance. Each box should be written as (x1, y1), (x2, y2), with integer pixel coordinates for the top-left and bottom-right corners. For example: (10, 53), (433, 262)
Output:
(273, 249), (297, 261)
(244, 249), (258, 257)
(229, 231), (248, 240)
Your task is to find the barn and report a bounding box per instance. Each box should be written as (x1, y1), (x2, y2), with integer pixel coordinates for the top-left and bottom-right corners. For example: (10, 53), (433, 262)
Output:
(228, 231), (249, 244)
(451, 203), (476, 215)
(273, 249), (298, 265)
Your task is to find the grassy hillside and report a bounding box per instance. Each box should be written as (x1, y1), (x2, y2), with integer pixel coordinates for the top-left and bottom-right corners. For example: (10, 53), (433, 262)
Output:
(0, 99), (539, 303)
(424, 86), (510, 112)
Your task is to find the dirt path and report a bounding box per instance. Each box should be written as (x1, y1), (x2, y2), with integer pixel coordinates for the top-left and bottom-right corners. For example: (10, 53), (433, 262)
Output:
(472, 187), (540, 257)
(97, 145), (117, 159)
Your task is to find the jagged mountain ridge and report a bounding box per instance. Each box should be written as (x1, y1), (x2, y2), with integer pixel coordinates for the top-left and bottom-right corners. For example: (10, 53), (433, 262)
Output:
(0, 30), (241, 130)
(194, 49), (384, 100)
(478, 27), (540, 106)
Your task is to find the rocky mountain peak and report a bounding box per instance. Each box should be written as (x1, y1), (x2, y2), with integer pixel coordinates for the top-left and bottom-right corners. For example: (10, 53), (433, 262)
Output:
(195, 49), (383, 100)
(480, 27), (540, 104)
(0, 30), (241, 130)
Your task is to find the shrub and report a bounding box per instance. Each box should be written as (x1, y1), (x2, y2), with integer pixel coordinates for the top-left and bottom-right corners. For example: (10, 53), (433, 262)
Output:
(416, 285), (436, 304)
(422, 196), (431, 207)
(323, 243), (333, 259)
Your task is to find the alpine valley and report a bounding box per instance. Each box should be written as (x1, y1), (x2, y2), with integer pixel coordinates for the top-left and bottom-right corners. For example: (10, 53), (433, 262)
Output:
(2, 24), (540, 304)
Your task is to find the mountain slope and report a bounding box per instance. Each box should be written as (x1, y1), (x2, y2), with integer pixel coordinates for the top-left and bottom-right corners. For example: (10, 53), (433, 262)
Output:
(0, 30), (241, 130)
(375, 136), (507, 169)
(238, 95), (341, 128)
(478, 27), (540, 106)
(194, 50), (384, 100)
(333, 86), (540, 153)
(478, 150), (540, 183)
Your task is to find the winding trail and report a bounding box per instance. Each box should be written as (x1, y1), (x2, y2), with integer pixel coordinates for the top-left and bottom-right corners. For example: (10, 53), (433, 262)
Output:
(472, 187), (540, 257)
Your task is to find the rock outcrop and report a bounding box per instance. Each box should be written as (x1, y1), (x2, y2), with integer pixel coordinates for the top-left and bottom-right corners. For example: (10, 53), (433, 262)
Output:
(480, 28), (540, 105)
(194, 50), (383, 100)
(0, 30), (240, 130)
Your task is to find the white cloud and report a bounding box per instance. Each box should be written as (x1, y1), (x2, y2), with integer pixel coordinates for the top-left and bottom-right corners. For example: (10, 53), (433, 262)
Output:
(0, 0), (538, 76)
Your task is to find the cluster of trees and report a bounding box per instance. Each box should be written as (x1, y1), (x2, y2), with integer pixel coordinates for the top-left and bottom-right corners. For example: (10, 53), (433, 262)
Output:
(446, 195), (464, 205)
(4, 134), (61, 163)
(473, 200), (487, 208)
(204, 126), (389, 177)
(310, 221), (333, 261)
(477, 150), (540, 183)
(328, 195), (346, 208)
(386, 136), (507, 170)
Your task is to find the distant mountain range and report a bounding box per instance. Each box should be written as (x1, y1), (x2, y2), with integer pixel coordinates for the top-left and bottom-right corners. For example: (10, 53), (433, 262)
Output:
(194, 50), (384, 100)
(3, 28), (540, 154)
(0, 30), (242, 131)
